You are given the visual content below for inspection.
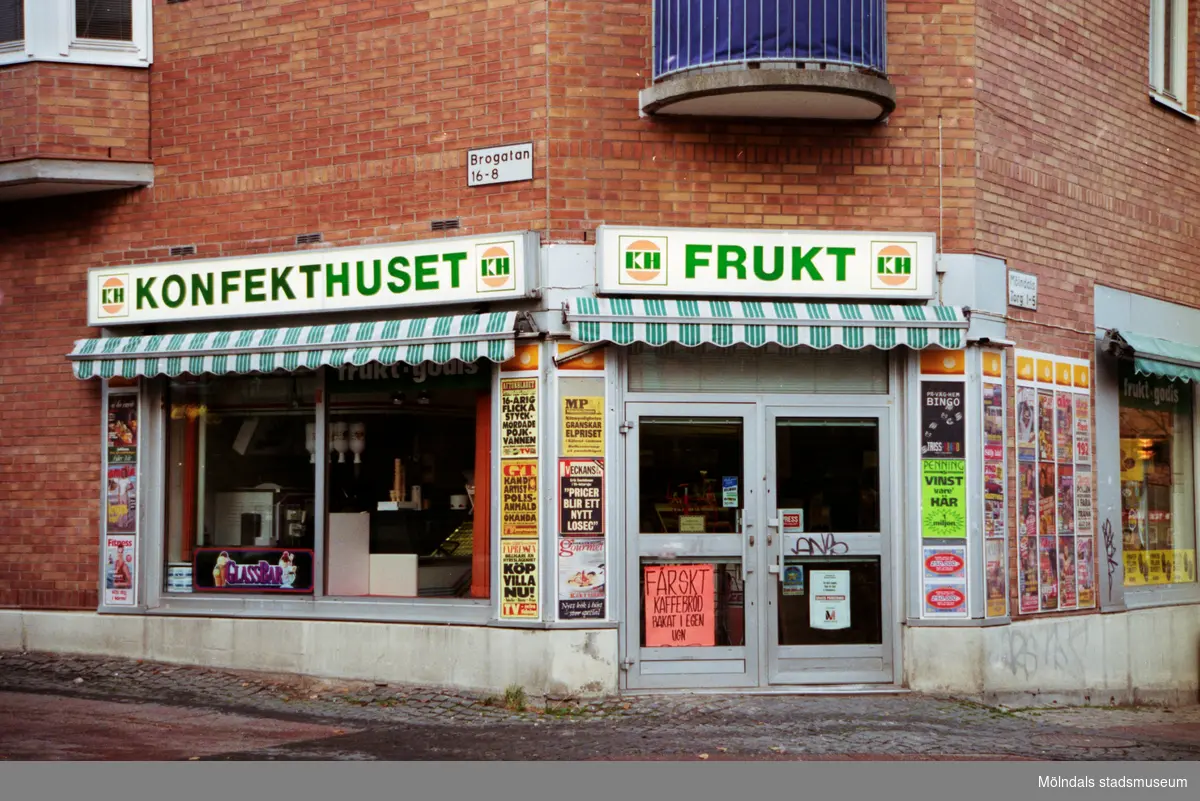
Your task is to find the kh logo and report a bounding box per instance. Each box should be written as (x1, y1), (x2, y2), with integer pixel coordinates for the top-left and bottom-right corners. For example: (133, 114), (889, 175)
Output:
(871, 242), (916, 289)
(98, 274), (129, 318)
(477, 242), (516, 291)
(619, 236), (668, 284)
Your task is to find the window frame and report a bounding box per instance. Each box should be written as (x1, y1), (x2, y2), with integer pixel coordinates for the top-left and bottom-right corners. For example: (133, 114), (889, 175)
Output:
(0, 0), (151, 68)
(1150, 0), (1192, 115)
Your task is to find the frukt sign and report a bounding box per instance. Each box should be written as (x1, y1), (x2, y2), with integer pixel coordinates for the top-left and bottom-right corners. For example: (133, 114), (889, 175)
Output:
(596, 226), (935, 300)
(88, 232), (539, 326)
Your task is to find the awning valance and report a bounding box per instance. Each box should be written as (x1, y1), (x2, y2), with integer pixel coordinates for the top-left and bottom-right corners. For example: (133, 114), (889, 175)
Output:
(1104, 329), (1200, 383)
(69, 311), (519, 379)
(565, 298), (967, 350)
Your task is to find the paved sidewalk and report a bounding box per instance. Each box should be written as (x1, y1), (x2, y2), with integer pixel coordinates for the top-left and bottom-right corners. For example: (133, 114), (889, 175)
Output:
(2, 651), (1199, 761)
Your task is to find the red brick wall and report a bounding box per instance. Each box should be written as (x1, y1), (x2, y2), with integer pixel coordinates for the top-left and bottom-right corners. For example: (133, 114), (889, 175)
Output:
(0, 63), (150, 163)
(545, 1), (979, 251)
(976, 1), (1200, 617)
(0, 0), (552, 610)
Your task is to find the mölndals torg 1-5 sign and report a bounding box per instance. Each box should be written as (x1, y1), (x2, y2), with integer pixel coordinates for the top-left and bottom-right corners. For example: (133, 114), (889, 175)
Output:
(88, 232), (539, 326)
(596, 226), (935, 300)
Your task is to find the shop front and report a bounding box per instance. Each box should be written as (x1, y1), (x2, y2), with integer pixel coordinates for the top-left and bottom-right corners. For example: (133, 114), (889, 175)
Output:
(556, 227), (974, 690)
(72, 232), (545, 627)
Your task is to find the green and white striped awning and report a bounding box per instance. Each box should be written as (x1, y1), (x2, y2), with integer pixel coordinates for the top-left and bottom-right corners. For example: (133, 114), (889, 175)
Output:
(567, 298), (967, 350)
(69, 311), (519, 379)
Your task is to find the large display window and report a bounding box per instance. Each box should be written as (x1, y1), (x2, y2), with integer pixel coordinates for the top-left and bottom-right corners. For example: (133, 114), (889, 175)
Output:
(160, 363), (494, 599)
(1118, 365), (1198, 587)
(325, 362), (491, 599)
(164, 375), (318, 593)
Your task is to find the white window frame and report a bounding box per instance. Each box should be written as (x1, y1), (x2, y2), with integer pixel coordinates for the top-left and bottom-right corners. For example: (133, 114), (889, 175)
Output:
(1150, 0), (1190, 114)
(0, 0), (151, 68)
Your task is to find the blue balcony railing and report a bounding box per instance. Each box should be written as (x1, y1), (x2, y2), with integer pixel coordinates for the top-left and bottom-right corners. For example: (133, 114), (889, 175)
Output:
(653, 0), (887, 80)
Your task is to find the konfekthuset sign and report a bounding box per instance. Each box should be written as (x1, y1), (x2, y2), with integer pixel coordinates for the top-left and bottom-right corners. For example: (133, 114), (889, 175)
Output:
(88, 232), (540, 326)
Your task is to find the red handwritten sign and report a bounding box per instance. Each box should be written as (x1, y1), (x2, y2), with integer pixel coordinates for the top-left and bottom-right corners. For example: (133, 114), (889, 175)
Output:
(644, 564), (715, 647)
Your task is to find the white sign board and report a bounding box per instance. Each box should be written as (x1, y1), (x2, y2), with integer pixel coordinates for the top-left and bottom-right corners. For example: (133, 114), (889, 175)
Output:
(88, 232), (539, 326)
(1008, 269), (1037, 310)
(467, 142), (534, 187)
(809, 570), (851, 630)
(596, 225), (936, 300)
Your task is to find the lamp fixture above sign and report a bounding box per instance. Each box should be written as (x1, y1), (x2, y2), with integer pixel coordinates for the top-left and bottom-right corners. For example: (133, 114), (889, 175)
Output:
(88, 232), (540, 326)
(595, 225), (936, 301)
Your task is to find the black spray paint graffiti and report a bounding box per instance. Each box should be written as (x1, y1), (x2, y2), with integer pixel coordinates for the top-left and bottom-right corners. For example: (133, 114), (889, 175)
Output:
(790, 533), (849, 556)
(1102, 518), (1118, 600)
(1005, 620), (1089, 680)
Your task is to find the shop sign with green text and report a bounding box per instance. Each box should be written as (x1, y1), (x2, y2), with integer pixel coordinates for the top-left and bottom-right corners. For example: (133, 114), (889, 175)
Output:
(596, 226), (935, 300)
(89, 232), (538, 326)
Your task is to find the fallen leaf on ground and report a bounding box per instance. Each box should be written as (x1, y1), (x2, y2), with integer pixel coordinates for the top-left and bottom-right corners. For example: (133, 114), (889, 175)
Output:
(698, 753), (709, 760)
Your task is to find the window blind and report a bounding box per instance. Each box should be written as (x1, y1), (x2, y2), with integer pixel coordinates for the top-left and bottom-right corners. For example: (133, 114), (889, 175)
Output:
(76, 0), (133, 41)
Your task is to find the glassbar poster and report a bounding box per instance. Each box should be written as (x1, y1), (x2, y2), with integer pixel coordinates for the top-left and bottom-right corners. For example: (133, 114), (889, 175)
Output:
(561, 396), (604, 457)
(500, 460), (539, 538)
(192, 547), (314, 593)
(1015, 350), (1094, 614)
(557, 537), (605, 620)
(500, 378), (537, 458)
(501, 540), (539, 619)
(558, 459), (603, 536)
(104, 393), (138, 606)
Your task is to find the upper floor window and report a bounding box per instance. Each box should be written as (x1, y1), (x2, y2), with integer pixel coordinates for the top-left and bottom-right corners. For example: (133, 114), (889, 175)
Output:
(0, 0), (22, 45)
(76, 0), (132, 41)
(1150, 0), (1189, 110)
(0, 1), (150, 67)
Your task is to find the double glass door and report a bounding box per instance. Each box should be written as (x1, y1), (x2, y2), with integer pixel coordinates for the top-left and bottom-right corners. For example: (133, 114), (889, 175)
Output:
(623, 402), (893, 689)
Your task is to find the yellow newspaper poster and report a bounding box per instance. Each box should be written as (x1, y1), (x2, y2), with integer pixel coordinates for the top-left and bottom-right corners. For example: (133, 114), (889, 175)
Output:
(500, 459), (539, 538)
(501, 378), (537, 458)
(501, 540), (539, 619)
(562, 396), (605, 457)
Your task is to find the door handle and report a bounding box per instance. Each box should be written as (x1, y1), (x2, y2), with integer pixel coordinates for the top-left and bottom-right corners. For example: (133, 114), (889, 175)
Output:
(748, 535), (755, 546)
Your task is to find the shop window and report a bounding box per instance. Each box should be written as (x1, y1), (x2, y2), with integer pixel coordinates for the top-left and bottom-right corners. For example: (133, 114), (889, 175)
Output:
(324, 361), (491, 600)
(0, 1), (150, 67)
(637, 418), (744, 535)
(164, 375), (318, 594)
(0, 0), (22, 44)
(75, 0), (131, 40)
(1118, 366), (1198, 587)
(1150, 0), (1190, 111)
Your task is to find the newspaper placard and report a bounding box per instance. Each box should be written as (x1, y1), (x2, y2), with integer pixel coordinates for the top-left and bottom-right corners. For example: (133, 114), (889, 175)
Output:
(561, 396), (604, 457)
(500, 460), (539, 538)
(921, 459), (967, 539)
(104, 535), (136, 606)
(558, 459), (604, 537)
(500, 378), (537, 458)
(106, 395), (138, 464)
(106, 464), (138, 536)
(501, 540), (539, 619)
(986, 539), (1007, 617)
(558, 537), (605, 620)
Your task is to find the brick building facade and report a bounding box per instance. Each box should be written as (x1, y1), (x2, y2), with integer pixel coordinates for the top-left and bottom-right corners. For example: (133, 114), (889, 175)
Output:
(0, 1), (1196, 702)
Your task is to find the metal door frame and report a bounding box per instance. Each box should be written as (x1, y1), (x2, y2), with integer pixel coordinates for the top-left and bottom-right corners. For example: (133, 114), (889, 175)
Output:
(620, 401), (761, 689)
(761, 405), (896, 685)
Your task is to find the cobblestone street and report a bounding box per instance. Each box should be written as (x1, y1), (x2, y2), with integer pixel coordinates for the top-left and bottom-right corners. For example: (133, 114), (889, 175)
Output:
(2, 651), (1199, 761)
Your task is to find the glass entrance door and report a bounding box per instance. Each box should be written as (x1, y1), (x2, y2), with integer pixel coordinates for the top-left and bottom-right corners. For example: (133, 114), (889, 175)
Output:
(623, 403), (759, 689)
(764, 408), (894, 684)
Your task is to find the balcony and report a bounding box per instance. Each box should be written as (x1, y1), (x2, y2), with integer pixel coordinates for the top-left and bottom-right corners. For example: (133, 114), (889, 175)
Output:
(640, 0), (896, 121)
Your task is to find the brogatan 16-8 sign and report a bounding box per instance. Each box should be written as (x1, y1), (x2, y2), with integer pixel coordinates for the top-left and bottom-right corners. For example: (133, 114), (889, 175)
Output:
(595, 226), (935, 300)
(89, 232), (539, 326)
